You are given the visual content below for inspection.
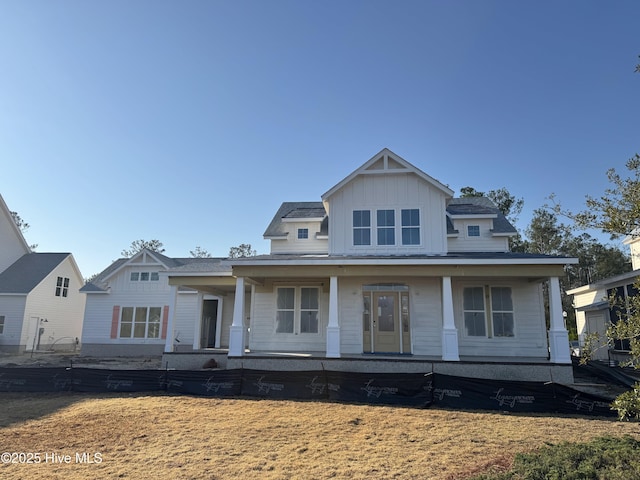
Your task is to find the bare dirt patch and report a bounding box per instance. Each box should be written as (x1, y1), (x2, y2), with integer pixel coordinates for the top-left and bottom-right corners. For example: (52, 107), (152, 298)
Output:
(0, 393), (639, 480)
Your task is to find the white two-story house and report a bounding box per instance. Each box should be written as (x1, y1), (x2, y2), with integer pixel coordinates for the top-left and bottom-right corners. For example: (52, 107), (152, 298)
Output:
(0, 194), (85, 353)
(163, 149), (577, 382)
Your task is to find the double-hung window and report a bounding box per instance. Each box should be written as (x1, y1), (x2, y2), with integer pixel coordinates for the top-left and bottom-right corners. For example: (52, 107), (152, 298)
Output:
(55, 277), (69, 297)
(401, 209), (420, 245)
(119, 306), (162, 339)
(353, 210), (371, 245)
(377, 209), (395, 245)
(276, 287), (319, 334)
(463, 286), (515, 338)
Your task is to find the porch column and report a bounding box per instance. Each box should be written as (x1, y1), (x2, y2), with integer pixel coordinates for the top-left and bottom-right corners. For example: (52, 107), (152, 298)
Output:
(441, 276), (460, 361)
(548, 276), (571, 364)
(326, 275), (340, 358)
(192, 292), (204, 351)
(164, 285), (179, 353)
(228, 276), (245, 357)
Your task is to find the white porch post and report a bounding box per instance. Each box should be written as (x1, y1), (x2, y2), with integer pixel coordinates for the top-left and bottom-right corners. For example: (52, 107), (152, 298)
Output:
(441, 276), (460, 361)
(326, 275), (341, 358)
(164, 285), (179, 353)
(192, 292), (204, 351)
(548, 276), (571, 364)
(229, 276), (245, 357)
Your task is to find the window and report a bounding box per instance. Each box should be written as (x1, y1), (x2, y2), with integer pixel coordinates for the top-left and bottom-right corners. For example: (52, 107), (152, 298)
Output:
(130, 271), (160, 282)
(491, 287), (514, 337)
(353, 210), (371, 245)
(467, 225), (480, 237)
(0, 315), (4, 335)
(377, 209), (395, 245)
(119, 307), (162, 339)
(276, 287), (319, 334)
(276, 288), (295, 333)
(401, 209), (420, 245)
(463, 286), (515, 337)
(298, 228), (309, 239)
(463, 287), (486, 336)
(55, 277), (69, 297)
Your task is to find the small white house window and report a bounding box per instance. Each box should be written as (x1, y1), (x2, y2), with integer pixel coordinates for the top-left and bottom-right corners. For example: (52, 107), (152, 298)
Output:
(467, 225), (480, 237)
(276, 287), (319, 334)
(298, 228), (309, 239)
(119, 306), (162, 339)
(377, 209), (395, 245)
(401, 209), (420, 245)
(0, 315), (4, 334)
(463, 287), (486, 336)
(55, 277), (69, 297)
(353, 210), (371, 246)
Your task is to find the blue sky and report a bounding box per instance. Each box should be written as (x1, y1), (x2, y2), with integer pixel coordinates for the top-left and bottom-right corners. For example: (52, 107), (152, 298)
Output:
(1, 1), (638, 277)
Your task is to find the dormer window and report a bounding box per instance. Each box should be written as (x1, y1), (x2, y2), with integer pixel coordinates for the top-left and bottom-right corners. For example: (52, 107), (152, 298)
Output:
(298, 228), (309, 239)
(467, 225), (480, 237)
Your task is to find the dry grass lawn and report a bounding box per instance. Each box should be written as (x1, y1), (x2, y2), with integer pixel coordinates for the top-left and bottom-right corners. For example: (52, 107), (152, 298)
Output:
(0, 393), (639, 480)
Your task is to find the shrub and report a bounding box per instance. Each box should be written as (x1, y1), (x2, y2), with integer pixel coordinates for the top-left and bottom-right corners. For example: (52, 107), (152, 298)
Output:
(471, 436), (640, 480)
(611, 383), (640, 421)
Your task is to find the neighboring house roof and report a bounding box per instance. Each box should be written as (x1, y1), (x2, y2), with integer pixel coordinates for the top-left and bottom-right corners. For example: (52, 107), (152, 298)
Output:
(567, 268), (640, 296)
(446, 197), (518, 235)
(81, 253), (230, 292)
(263, 202), (328, 238)
(322, 148), (455, 200)
(0, 253), (70, 294)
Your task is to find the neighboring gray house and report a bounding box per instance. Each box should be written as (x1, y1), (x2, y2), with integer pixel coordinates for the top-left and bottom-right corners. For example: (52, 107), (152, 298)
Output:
(0, 194), (85, 353)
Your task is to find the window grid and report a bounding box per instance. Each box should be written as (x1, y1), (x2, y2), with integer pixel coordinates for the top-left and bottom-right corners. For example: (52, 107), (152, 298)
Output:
(119, 306), (162, 339)
(401, 209), (420, 245)
(55, 277), (69, 297)
(353, 210), (371, 246)
(377, 209), (395, 245)
(276, 287), (320, 334)
(298, 228), (309, 239)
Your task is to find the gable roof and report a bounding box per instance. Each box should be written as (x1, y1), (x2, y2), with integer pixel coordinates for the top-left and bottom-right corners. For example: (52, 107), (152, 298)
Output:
(322, 148), (454, 201)
(264, 202), (328, 238)
(0, 253), (70, 294)
(81, 253), (230, 292)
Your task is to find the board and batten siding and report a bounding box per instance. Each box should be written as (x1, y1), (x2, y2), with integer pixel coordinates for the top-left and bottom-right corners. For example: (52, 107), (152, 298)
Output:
(21, 256), (86, 351)
(327, 173), (449, 255)
(452, 279), (548, 358)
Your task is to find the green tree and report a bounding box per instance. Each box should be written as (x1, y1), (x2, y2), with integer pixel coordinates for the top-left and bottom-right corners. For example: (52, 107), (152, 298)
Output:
(228, 243), (257, 258)
(190, 246), (212, 258)
(460, 186), (524, 223)
(10, 211), (38, 250)
(121, 239), (165, 257)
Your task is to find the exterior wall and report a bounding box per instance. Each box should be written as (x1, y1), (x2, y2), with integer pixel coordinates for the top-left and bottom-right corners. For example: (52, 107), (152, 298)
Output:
(249, 284), (328, 352)
(452, 278), (548, 358)
(81, 260), (196, 356)
(269, 221), (328, 254)
(21, 257), (86, 351)
(571, 288), (604, 348)
(0, 207), (29, 273)
(628, 238), (640, 270)
(447, 218), (509, 252)
(327, 173), (449, 255)
(0, 295), (27, 351)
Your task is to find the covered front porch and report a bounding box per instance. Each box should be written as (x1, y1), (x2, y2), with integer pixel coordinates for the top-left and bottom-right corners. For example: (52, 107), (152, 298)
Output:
(161, 349), (574, 383)
(164, 258), (573, 383)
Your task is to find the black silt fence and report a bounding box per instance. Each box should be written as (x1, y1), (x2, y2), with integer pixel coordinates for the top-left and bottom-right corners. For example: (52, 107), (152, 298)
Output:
(0, 367), (617, 416)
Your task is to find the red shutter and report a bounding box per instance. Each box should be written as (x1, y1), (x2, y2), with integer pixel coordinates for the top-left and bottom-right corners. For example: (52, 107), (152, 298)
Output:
(110, 306), (120, 339)
(161, 305), (169, 340)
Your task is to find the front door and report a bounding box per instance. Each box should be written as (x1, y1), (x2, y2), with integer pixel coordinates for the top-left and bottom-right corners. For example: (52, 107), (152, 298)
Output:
(363, 290), (410, 353)
(200, 300), (218, 349)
